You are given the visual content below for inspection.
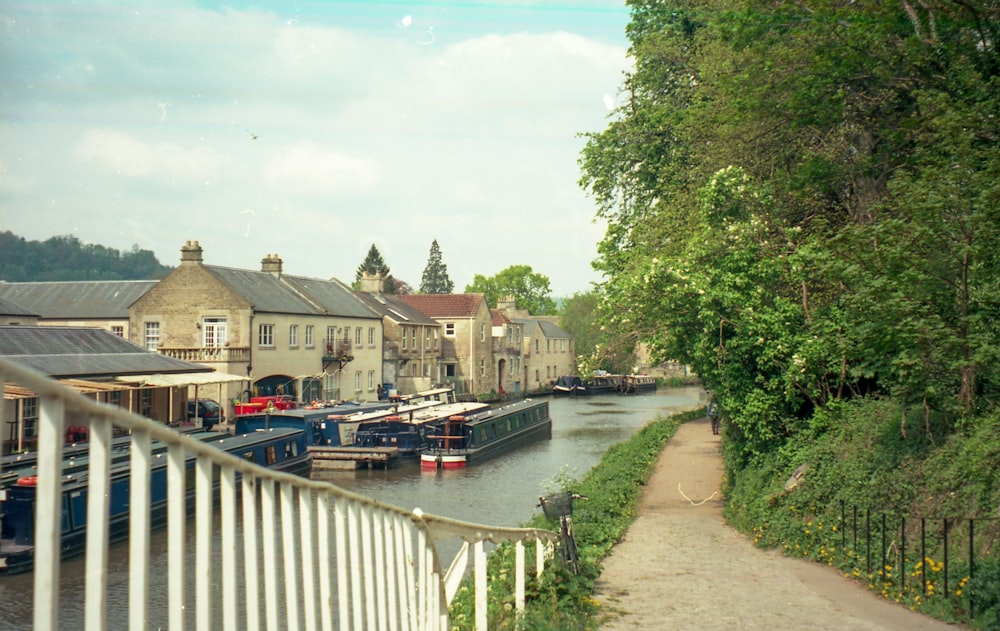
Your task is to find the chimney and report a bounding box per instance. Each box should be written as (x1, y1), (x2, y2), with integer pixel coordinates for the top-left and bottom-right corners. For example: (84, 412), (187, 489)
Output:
(498, 295), (517, 311)
(180, 240), (203, 265)
(360, 272), (383, 293)
(261, 253), (283, 275)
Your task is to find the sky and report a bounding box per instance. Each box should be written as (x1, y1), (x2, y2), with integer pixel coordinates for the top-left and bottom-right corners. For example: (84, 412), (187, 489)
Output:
(0, 1), (632, 297)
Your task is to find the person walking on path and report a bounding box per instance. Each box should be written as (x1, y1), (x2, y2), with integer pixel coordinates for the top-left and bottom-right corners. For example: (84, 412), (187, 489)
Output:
(593, 417), (963, 631)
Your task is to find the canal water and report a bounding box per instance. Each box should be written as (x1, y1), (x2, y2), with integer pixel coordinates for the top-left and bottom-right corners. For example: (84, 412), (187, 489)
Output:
(0, 386), (704, 630)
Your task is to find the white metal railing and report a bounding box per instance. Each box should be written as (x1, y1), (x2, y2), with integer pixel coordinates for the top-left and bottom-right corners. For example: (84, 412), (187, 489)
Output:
(0, 358), (558, 630)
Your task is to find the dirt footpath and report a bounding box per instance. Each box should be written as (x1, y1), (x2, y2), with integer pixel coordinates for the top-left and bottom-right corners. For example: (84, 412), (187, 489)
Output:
(594, 417), (963, 631)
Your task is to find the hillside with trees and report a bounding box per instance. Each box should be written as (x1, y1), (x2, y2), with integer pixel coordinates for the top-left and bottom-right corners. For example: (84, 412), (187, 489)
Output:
(0, 232), (172, 281)
(579, 1), (999, 626)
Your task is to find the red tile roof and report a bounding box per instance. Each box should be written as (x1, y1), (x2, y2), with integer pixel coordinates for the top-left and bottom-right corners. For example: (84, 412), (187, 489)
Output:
(397, 293), (486, 318)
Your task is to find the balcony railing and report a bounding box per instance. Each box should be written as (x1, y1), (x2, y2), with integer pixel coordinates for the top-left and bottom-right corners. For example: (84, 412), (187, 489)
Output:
(158, 346), (250, 363)
(0, 357), (558, 630)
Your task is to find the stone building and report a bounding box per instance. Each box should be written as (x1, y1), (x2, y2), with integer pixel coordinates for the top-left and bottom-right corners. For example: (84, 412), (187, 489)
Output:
(355, 274), (443, 395)
(396, 293), (495, 398)
(490, 309), (524, 397)
(128, 242), (383, 412)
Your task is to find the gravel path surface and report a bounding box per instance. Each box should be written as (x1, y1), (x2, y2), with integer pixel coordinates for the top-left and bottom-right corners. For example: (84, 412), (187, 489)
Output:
(593, 417), (964, 631)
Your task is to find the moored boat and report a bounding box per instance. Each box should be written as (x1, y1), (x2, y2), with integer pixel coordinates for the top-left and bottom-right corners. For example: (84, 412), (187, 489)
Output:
(352, 401), (490, 457)
(420, 399), (552, 470)
(552, 372), (623, 396)
(0, 427), (308, 575)
(618, 374), (657, 394)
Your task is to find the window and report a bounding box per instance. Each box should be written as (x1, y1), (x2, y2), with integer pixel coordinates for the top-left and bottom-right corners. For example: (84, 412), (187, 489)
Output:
(410, 327), (416, 350)
(547, 339), (552, 352)
(355, 326), (362, 346)
(108, 391), (122, 407)
(354, 370), (362, 392)
(479, 359), (486, 377)
(22, 398), (38, 439)
(401, 326), (408, 350)
(368, 370), (375, 390)
(140, 389), (152, 418)
(258, 324), (274, 347)
(343, 327), (351, 343)
(203, 317), (227, 347)
(445, 322), (455, 337)
(535, 339), (540, 353)
(144, 321), (160, 351)
(433, 329), (439, 349)
(111, 325), (124, 337)
(445, 364), (456, 377)
(535, 369), (539, 382)
(326, 326), (336, 344)
(423, 362), (430, 377)
(305, 325), (314, 347)
(265, 446), (277, 465)
(480, 323), (485, 342)
(368, 327), (375, 346)
(560, 339), (566, 352)
(289, 324), (298, 347)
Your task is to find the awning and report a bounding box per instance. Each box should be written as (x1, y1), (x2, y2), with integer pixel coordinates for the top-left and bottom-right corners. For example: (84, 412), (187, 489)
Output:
(4, 378), (134, 401)
(115, 372), (248, 388)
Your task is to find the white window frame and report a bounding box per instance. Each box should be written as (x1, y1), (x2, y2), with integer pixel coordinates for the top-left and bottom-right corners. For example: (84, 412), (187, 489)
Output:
(354, 370), (362, 392)
(305, 325), (315, 348)
(289, 324), (299, 348)
(368, 370), (375, 391)
(144, 321), (160, 351)
(258, 324), (274, 348)
(203, 317), (227, 348)
(368, 327), (376, 347)
(355, 326), (362, 346)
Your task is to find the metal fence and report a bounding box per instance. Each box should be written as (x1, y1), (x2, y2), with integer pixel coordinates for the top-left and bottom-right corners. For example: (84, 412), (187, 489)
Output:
(837, 501), (999, 626)
(0, 358), (558, 630)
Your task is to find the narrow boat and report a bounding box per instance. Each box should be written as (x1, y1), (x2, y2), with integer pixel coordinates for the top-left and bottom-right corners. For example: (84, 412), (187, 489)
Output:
(352, 401), (490, 457)
(0, 427), (308, 575)
(234, 387), (457, 447)
(552, 372), (623, 396)
(420, 399), (552, 470)
(618, 374), (658, 394)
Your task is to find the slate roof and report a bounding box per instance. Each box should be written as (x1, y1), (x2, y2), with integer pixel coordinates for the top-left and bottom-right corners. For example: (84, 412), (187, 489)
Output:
(0, 296), (36, 317)
(354, 292), (439, 325)
(396, 294), (486, 319)
(0, 280), (157, 318)
(203, 266), (379, 319)
(513, 317), (572, 339)
(0, 326), (211, 378)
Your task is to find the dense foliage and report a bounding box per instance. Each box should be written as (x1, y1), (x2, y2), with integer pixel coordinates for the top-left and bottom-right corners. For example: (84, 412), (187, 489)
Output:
(0, 232), (171, 281)
(418, 239), (455, 294)
(579, 1), (999, 624)
(465, 264), (557, 315)
(580, 0), (1000, 468)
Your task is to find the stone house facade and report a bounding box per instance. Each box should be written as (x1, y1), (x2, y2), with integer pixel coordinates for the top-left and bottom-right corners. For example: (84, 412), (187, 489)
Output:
(515, 318), (576, 394)
(490, 309), (524, 397)
(396, 293), (495, 398)
(128, 242), (384, 413)
(355, 274), (443, 395)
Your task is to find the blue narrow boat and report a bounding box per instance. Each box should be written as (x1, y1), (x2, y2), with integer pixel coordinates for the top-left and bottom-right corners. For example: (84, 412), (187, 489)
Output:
(0, 427), (308, 575)
(552, 373), (623, 396)
(420, 399), (552, 470)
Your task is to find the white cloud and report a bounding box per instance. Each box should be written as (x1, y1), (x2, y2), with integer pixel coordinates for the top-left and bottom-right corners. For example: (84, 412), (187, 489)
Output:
(0, 2), (631, 296)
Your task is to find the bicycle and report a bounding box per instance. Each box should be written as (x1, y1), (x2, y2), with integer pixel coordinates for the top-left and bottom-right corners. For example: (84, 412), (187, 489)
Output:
(538, 491), (586, 575)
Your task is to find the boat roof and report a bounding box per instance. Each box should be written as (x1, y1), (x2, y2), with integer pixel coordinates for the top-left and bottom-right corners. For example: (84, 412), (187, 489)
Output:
(447, 399), (547, 427)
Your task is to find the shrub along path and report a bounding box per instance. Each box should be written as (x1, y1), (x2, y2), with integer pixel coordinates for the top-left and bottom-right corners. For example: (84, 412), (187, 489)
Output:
(593, 417), (962, 630)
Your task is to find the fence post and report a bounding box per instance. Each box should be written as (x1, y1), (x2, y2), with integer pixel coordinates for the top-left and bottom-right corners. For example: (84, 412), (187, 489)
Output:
(921, 518), (927, 597)
(880, 513), (886, 583)
(968, 519), (974, 620)
(943, 519), (949, 596)
(866, 509), (871, 577)
(900, 517), (906, 594)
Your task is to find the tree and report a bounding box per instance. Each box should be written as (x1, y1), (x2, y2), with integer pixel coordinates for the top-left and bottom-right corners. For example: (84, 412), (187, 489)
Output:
(419, 239), (454, 294)
(465, 265), (557, 315)
(354, 244), (395, 293)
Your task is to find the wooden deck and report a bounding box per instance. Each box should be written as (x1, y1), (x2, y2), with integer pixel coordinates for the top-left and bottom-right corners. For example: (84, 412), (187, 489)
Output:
(308, 445), (400, 470)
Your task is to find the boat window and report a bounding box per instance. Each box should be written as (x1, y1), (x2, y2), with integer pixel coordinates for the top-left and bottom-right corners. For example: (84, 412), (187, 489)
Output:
(284, 440), (297, 458)
(266, 445), (277, 465)
(242, 450), (256, 463)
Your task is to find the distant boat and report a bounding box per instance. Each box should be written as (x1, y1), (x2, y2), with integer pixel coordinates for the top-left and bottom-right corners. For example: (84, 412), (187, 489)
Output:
(552, 373), (622, 396)
(0, 427), (309, 575)
(618, 374), (657, 394)
(420, 399), (552, 470)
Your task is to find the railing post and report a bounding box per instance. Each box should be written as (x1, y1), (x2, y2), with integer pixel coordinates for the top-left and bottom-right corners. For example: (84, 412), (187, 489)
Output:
(943, 518), (949, 596)
(969, 518), (975, 620)
(129, 429), (152, 630)
(475, 539), (487, 631)
(900, 517), (906, 594)
(880, 513), (886, 583)
(921, 518), (927, 597)
(34, 395), (65, 631)
(516, 540), (526, 612)
(85, 418), (112, 631)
